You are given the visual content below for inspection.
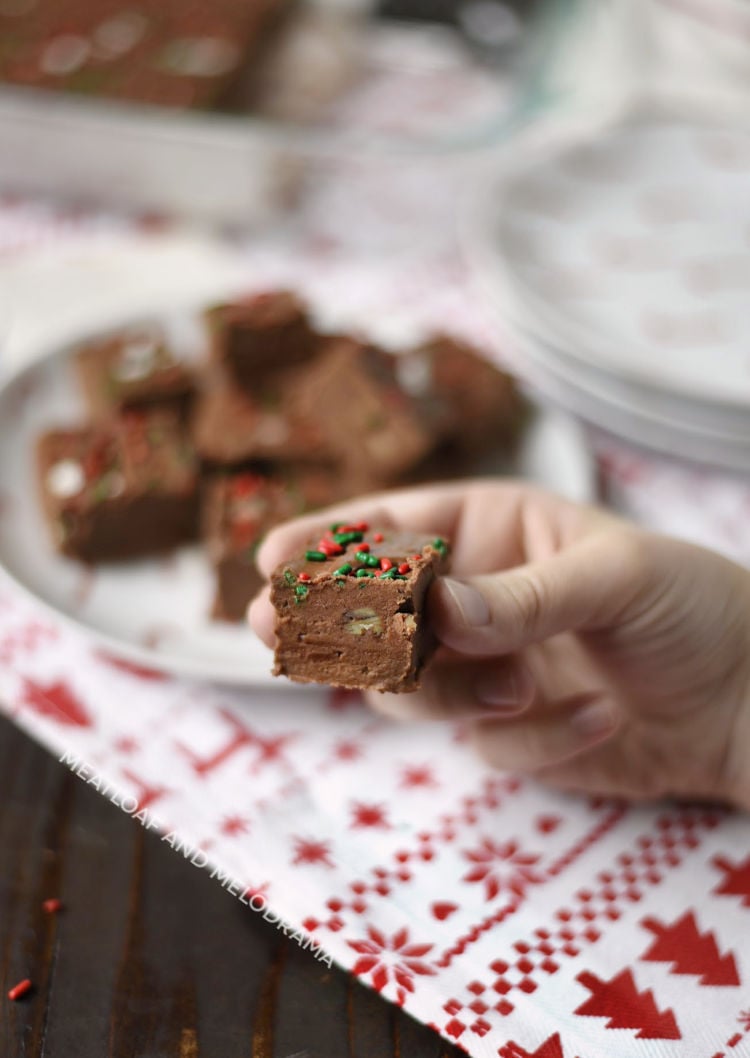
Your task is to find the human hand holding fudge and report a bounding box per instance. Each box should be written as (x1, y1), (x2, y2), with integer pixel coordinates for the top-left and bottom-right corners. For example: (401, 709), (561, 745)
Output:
(249, 481), (750, 810)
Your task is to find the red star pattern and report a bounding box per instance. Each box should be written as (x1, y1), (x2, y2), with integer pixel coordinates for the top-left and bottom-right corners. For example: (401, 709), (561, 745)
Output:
(400, 764), (438, 788)
(462, 838), (543, 901)
(221, 815), (251, 837)
(113, 736), (139, 754)
(250, 732), (296, 772)
(333, 739), (363, 762)
(292, 837), (335, 868)
(351, 802), (391, 829)
(348, 926), (436, 1003)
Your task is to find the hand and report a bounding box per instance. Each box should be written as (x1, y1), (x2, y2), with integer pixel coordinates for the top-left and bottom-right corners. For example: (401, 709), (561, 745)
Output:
(249, 481), (750, 808)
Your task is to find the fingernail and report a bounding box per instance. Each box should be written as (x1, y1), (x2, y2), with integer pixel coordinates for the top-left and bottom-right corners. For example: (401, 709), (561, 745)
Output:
(475, 665), (534, 711)
(442, 578), (491, 628)
(571, 701), (617, 740)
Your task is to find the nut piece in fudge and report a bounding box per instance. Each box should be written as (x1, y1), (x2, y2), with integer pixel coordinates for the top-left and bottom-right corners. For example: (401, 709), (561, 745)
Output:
(206, 290), (318, 391)
(74, 326), (194, 418)
(270, 522), (450, 692)
(293, 338), (438, 486)
(397, 334), (523, 457)
(37, 409), (199, 562)
(191, 373), (332, 468)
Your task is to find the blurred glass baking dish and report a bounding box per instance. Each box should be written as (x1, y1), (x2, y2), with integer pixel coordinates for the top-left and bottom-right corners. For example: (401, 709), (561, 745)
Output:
(0, 0), (543, 226)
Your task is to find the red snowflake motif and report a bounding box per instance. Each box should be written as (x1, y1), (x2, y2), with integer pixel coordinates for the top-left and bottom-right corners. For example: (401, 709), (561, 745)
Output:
(250, 732), (297, 772)
(351, 802), (391, 829)
(739, 1010), (750, 1031)
(292, 837), (335, 868)
(348, 926), (436, 1003)
(242, 880), (270, 905)
(221, 815), (250, 837)
(400, 764), (437, 788)
(462, 838), (543, 901)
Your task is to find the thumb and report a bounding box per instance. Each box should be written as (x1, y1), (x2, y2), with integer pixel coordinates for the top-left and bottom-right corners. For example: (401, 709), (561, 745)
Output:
(430, 531), (648, 656)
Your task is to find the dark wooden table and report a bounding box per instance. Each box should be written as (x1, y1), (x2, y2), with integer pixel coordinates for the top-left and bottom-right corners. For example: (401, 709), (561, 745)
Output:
(0, 715), (461, 1058)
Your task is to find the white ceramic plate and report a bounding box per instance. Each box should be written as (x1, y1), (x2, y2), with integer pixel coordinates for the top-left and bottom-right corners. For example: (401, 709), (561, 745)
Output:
(0, 325), (595, 686)
(474, 116), (750, 410)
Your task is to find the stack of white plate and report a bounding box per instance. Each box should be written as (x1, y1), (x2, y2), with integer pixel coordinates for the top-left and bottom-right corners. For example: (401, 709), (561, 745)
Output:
(466, 115), (750, 473)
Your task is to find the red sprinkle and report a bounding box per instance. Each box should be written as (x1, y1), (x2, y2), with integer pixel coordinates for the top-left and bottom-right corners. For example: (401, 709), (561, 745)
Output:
(297, 572), (311, 583)
(353, 522), (369, 532)
(8, 979), (32, 1002)
(373, 532), (384, 543)
(398, 563), (411, 575)
(380, 558), (393, 571)
(411, 554), (423, 562)
(357, 543), (370, 553)
(231, 473), (263, 498)
(42, 898), (63, 915)
(318, 539), (344, 556)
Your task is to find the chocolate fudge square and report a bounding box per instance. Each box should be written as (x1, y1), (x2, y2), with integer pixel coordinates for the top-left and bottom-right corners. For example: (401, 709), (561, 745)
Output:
(293, 338), (437, 486)
(207, 290), (317, 391)
(271, 522), (450, 692)
(37, 409), (199, 562)
(203, 465), (340, 621)
(398, 335), (523, 456)
(74, 326), (194, 419)
(191, 373), (332, 467)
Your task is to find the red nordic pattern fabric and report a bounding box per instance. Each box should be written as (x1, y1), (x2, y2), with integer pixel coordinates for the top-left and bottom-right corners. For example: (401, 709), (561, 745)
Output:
(1, 584), (749, 1058)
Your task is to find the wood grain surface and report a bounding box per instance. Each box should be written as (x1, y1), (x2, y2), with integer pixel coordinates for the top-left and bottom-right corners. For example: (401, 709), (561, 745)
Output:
(0, 714), (461, 1058)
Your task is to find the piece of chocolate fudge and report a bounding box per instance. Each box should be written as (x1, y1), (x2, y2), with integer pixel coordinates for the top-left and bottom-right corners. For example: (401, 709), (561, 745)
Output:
(271, 522), (450, 692)
(293, 338), (438, 486)
(203, 466), (341, 621)
(0, 0), (287, 110)
(37, 409), (199, 562)
(191, 372), (332, 468)
(74, 326), (194, 418)
(397, 334), (523, 456)
(206, 290), (317, 392)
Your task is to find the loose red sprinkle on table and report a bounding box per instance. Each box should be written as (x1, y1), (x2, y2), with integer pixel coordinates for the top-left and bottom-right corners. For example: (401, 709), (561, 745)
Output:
(373, 532), (384, 543)
(42, 898), (63, 914)
(8, 979), (32, 1001)
(380, 558), (393, 571)
(398, 563), (411, 575)
(298, 572), (311, 583)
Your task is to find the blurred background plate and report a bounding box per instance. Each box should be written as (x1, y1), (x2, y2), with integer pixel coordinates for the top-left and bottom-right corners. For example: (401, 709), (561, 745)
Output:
(0, 233), (595, 686)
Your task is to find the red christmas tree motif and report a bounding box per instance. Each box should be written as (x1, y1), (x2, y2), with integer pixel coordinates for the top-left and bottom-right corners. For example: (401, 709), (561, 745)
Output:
(21, 677), (91, 727)
(499, 1032), (573, 1058)
(400, 764), (438, 788)
(575, 969), (680, 1040)
(641, 911), (740, 986)
(713, 855), (750, 907)
(350, 802), (391, 829)
(347, 925), (435, 1003)
(292, 836), (334, 868)
(462, 838), (542, 901)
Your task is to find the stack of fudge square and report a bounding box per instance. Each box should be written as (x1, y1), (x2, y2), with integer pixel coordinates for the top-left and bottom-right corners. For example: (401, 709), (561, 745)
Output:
(37, 290), (522, 622)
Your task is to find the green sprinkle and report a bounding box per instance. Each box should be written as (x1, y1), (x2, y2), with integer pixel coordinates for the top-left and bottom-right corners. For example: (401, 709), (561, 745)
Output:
(367, 555), (380, 568)
(333, 531), (363, 546)
(283, 569), (296, 587)
(356, 569), (376, 578)
(305, 550), (327, 562)
(333, 563), (353, 577)
(330, 522), (344, 531)
(294, 585), (309, 603)
(379, 568), (398, 579)
(432, 537), (449, 556)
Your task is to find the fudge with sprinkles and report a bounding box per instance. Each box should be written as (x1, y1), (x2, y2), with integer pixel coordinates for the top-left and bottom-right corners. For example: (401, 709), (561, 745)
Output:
(37, 409), (199, 562)
(270, 521), (450, 692)
(74, 326), (195, 419)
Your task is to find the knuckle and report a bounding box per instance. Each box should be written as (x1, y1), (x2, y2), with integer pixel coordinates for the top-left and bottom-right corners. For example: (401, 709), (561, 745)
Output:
(501, 571), (547, 639)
